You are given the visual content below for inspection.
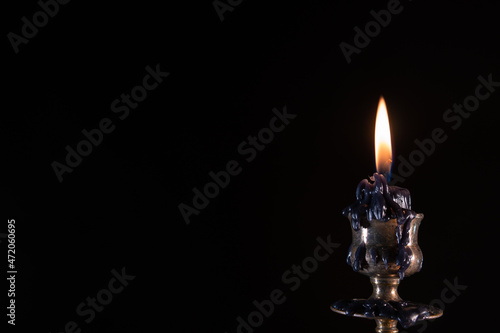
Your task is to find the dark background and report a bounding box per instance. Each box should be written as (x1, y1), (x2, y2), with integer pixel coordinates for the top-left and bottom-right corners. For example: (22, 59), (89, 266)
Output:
(3, 0), (499, 332)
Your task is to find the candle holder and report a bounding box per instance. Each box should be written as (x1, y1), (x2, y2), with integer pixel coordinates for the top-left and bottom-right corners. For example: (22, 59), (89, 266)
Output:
(331, 213), (443, 333)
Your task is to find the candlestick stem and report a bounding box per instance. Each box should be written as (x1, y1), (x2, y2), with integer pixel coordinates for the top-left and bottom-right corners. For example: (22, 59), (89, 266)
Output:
(375, 318), (398, 333)
(369, 276), (401, 301)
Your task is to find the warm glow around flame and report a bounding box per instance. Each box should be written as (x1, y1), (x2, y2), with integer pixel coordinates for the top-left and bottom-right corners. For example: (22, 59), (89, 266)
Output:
(375, 96), (392, 175)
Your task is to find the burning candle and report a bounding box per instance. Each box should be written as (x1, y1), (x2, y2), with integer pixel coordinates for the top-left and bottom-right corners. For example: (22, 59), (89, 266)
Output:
(342, 96), (417, 279)
(332, 96), (443, 331)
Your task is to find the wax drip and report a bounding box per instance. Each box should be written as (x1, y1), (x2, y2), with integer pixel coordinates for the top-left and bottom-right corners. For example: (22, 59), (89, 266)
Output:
(369, 247), (378, 265)
(332, 299), (434, 329)
(342, 173), (417, 278)
(381, 248), (390, 270)
(353, 242), (366, 272)
(346, 244), (353, 267)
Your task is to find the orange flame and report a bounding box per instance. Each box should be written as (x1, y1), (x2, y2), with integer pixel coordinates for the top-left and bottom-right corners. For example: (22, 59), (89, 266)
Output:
(375, 96), (392, 175)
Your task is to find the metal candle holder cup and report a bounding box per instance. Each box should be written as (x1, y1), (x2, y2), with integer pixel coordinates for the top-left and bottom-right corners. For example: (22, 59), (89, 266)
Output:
(331, 213), (443, 333)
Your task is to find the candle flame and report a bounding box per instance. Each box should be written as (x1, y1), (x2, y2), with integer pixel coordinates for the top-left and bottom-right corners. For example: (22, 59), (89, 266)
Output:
(375, 96), (392, 176)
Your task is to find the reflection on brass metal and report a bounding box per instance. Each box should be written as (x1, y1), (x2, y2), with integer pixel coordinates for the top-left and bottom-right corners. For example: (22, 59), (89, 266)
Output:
(331, 214), (443, 332)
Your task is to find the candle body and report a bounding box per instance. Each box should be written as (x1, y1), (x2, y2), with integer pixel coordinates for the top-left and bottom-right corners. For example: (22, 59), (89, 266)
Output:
(342, 173), (417, 279)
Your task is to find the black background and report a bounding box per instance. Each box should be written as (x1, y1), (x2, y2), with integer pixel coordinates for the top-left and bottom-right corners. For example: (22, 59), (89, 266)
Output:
(3, 0), (499, 332)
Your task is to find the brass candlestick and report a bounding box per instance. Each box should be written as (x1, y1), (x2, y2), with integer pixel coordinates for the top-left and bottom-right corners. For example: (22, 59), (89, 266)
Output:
(331, 213), (443, 333)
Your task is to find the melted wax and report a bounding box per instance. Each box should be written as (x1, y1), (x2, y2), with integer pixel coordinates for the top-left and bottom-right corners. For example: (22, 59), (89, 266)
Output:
(332, 299), (435, 328)
(342, 173), (417, 279)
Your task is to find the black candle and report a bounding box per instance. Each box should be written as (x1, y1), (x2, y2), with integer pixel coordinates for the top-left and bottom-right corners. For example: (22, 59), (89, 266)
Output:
(342, 172), (416, 278)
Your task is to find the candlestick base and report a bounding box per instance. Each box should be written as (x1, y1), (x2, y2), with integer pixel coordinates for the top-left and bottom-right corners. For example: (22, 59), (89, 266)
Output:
(331, 214), (443, 332)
